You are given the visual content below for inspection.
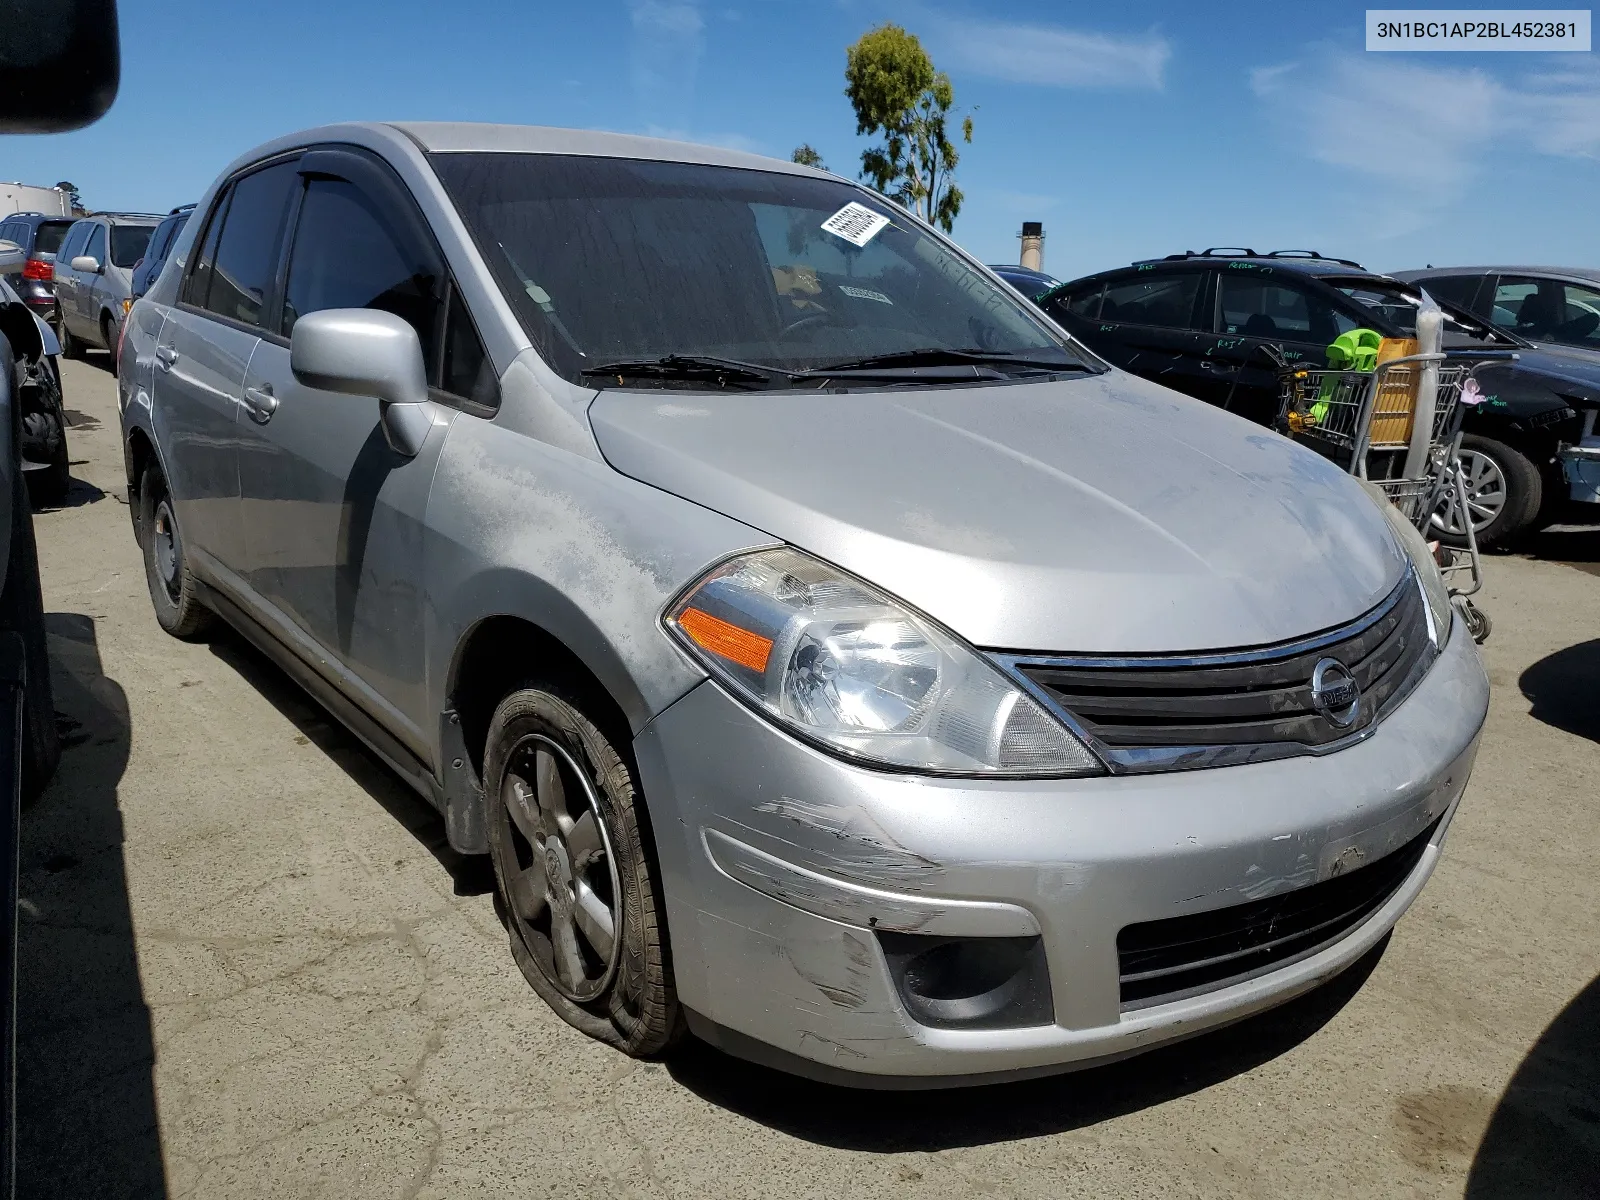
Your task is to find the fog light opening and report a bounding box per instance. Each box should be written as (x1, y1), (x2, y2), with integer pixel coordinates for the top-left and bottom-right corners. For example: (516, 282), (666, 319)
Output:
(878, 933), (1053, 1030)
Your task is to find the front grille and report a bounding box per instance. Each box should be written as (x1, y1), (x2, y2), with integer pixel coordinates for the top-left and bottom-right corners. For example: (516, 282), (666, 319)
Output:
(1116, 817), (1439, 1008)
(1008, 572), (1432, 770)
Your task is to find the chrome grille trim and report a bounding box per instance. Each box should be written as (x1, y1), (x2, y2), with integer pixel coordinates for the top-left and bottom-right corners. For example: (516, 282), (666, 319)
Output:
(990, 569), (1438, 776)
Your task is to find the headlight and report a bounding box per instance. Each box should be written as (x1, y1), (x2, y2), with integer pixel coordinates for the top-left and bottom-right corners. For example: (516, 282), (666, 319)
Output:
(1375, 496), (1453, 648)
(665, 548), (1104, 777)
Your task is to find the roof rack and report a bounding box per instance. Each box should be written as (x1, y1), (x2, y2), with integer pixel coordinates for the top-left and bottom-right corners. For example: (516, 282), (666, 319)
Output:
(86, 210), (164, 220)
(1146, 247), (1366, 269)
(169, 203), (196, 214)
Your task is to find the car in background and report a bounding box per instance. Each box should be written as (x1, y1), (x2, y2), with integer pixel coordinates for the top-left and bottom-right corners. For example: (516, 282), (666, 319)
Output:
(1038, 250), (1600, 547)
(0, 212), (76, 328)
(52, 211), (160, 370)
(122, 122), (1486, 1086)
(129, 204), (193, 301)
(988, 263), (1060, 301)
(1392, 266), (1600, 361)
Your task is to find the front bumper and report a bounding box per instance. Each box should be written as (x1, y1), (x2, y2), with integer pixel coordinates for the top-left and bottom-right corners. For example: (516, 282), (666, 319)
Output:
(633, 617), (1488, 1084)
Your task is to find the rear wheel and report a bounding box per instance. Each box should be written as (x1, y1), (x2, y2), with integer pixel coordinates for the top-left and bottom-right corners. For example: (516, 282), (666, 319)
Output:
(57, 313), (82, 360)
(139, 466), (213, 639)
(484, 686), (682, 1056)
(1432, 435), (1542, 549)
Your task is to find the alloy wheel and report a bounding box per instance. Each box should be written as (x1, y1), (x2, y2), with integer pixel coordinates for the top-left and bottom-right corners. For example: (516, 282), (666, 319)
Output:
(494, 733), (622, 1003)
(1432, 448), (1507, 537)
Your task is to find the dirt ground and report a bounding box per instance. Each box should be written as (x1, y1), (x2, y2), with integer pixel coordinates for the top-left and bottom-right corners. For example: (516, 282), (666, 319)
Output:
(16, 355), (1600, 1198)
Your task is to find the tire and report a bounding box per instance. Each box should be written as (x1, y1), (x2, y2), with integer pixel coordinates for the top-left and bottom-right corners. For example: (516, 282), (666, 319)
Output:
(24, 357), (70, 508)
(101, 314), (118, 374)
(1432, 434), (1542, 549)
(138, 466), (213, 639)
(484, 685), (682, 1057)
(57, 315), (82, 361)
(0, 460), (60, 804)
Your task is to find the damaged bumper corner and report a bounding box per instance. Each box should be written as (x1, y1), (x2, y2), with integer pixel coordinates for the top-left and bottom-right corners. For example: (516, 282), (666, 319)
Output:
(634, 615), (1489, 1084)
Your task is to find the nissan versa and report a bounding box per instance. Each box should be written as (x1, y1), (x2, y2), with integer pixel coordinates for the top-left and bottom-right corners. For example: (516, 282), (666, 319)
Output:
(118, 123), (1488, 1085)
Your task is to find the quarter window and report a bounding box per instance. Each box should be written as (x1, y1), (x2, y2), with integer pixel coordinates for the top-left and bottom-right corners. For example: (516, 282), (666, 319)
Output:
(1100, 274), (1200, 329)
(1218, 277), (1353, 343)
(1048, 283), (1103, 320)
(196, 160), (300, 327)
(441, 288), (496, 407)
(58, 222), (89, 261)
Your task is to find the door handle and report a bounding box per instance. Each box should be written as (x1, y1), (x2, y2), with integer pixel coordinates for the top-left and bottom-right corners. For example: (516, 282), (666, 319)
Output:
(242, 384), (279, 423)
(155, 345), (179, 371)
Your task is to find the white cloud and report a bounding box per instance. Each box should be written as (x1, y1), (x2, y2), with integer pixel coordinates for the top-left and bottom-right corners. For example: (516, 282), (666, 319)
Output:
(1249, 54), (1600, 234)
(926, 16), (1170, 90)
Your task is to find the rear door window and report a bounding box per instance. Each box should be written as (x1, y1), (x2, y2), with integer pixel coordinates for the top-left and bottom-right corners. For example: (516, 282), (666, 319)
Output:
(1100, 273), (1201, 329)
(1218, 276), (1354, 344)
(195, 160), (300, 327)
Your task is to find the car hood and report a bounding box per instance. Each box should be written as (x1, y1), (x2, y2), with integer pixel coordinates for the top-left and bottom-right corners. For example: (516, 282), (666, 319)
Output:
(1505, 344), (1600, 401)
(589, 371), (1407, 653)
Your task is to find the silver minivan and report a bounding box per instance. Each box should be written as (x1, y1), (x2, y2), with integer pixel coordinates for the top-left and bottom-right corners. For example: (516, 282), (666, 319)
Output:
(119, 123), (1489, 1086)
(53, 211), (160, 368)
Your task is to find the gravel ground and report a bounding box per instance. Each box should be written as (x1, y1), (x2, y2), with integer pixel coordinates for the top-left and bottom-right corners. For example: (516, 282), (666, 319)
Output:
(16, 355), (1599, 1198)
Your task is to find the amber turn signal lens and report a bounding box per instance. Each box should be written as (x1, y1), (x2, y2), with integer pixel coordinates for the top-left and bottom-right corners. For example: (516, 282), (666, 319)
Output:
(677, 607), (773, 673)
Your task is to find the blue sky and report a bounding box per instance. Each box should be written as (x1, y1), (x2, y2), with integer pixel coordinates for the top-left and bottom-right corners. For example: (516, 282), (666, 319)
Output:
(3, 1), (1596, 280)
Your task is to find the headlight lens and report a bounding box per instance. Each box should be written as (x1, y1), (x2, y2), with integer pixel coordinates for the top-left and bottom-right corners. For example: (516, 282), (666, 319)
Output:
(1375, 497), (1453, 648)
(665, 548), (1104, 777)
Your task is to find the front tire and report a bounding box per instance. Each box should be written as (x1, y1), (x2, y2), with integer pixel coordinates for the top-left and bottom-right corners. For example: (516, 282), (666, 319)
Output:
(484, 686), (682, 1057)
(101, 314), (118, 374)
(1433, 434), (1542, 549)
(57, 316), (82, 361)
(139, 466), (213, 639)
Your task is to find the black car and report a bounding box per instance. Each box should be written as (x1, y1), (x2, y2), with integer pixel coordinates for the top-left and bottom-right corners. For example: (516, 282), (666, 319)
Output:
(129, 203), (192, 300)
(987, 263), (1061, 301)
(1038, 250), (1600, 546)
(0, 211), (76, 327)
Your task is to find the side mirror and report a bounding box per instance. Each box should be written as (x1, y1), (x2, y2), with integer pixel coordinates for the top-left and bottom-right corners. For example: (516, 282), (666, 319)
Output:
(70, 255), (101, 273)
(0, 0), (120, 134)
(289, 308), (434, 457)
(0, 241), (24, 275)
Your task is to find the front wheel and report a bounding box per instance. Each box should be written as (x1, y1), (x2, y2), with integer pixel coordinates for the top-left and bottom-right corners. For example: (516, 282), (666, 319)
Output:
(57, 315), (82, 361)
(484, 686), (682, 1056)
(1432, 434), (1543, 549)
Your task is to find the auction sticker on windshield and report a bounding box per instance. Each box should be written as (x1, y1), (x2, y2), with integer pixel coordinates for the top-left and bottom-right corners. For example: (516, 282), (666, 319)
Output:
(821, 202), (890, 247)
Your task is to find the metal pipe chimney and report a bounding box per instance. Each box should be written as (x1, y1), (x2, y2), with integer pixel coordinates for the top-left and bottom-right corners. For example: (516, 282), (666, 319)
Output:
(1019, 221), (1044, 272)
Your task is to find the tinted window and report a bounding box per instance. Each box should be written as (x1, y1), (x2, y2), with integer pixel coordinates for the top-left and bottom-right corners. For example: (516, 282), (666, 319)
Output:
(109, 224), (154, 268)
(201, 160), (299, 326)
(1101, 273), (1200, 329)
(431, 153), (1088, 386)
(84, 224), (106, 266)
(186, 188), (230, 308)
(0, 223), (19, 245)
(1219, 276), (1353, 343)
(34, 220), (71, 256)
(56, 221), (86, 260)
(441, 289), (497, 407)
(1490, 275), (1600, 349)
(1413, 274), (1479, 310)
(1050, 283), (1103, 320)
(279, 178), (444, 364)
(1333, 280), (1503, 347)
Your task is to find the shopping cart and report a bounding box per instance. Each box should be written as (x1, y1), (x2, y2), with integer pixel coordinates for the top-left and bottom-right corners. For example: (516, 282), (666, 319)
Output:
(1277, 350), (1516, 644)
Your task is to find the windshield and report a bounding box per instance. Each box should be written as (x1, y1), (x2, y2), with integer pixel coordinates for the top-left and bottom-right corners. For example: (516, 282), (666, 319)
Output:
(1333, 279), (1511, 348)
(430, 153), (1090, 386)
(109, 224), (155, 269)
(33, 220), (72, 257)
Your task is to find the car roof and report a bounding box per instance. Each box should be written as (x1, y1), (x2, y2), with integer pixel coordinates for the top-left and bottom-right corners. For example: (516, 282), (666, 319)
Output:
(391, 121), (827, 178)
(85, 212), (163, 225)
(1392, 265), (1600, 282)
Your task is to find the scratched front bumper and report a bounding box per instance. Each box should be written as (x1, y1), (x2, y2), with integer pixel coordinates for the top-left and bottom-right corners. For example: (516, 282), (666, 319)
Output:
(633, 616), (1488, 1082)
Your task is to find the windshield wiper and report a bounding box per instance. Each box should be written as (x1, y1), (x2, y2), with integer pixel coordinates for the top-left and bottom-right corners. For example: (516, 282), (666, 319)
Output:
(803, 347), (1094, 375)
(580, 354), (786, 388)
